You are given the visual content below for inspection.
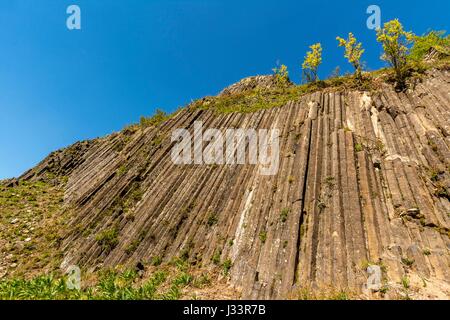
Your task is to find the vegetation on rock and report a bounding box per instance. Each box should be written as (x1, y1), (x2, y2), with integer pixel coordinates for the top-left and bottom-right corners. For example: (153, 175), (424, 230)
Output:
(302, 43), (323, 83)
(376, 19), (415, 89)
(409, 30), (450, 61)
(336, 32), (365, 79)
(1, 19), (449, 301)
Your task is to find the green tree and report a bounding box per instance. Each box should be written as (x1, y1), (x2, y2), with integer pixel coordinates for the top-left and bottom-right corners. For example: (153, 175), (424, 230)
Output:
(272, 64), (290, 86)
(376, 19), (415, 88)
(302, 43), (322, 83)
(336, 33), (365, 79)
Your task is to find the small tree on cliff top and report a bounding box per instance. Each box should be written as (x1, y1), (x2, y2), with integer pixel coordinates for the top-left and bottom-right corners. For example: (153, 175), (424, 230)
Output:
(336, 33), (365, 79)
(302, 43), (322, 83)
(376, 19), (415, 88)
(272, 64), (290, 86)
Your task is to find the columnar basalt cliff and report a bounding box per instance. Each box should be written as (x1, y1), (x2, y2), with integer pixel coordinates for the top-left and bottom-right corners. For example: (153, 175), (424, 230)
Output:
(1, 67), (449, 299)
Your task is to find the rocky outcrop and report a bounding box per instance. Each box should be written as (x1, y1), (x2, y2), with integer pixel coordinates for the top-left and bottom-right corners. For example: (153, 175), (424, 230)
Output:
(20, 140), (95, 183)
(9, 68), (450, 299)
(424, 47), (450, 62)
(219, 75), (293, 96)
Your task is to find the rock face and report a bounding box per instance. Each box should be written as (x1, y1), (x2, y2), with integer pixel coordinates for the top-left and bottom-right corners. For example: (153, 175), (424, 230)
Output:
(219, 75), (292, 96)
(424, 47), (450, 62)
(20, 141), (94, 182)
(10, 68), (450, 299)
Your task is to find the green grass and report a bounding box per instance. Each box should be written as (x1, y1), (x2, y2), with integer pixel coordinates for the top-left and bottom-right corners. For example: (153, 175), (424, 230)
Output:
(259, 231), (267, 243)
(0, 264), (215, 300)
(139, 109), (171, 128)
(172, 272), (193, 287)
(96, 227), (119, 252)
(188, 57), (449, 115)
(409, 30), (450, 62)
(354, 143), (364, 152)
(192, 273), (211, 288)
(116, 165), (127, 176)
(121, 107), (180, 134)
(401, 257), (415, 268)
(119, 58), (450, 136)
(124, 239), (140, 255)
(222, 259), (233, 275)
(296, 287), (352, 300)
(0, 180), (68, 278)
(401, 276), (410, 289)
(206, 213), (219, 226)
(189, 59), (419, 115)
(280, 208), (290, 223)
(192, 86), (307, 114)
(211, 250), (221, 265)
(151, 256), (163, 266)
(189, 74), (377, 114)
(0, 269), (172, 300)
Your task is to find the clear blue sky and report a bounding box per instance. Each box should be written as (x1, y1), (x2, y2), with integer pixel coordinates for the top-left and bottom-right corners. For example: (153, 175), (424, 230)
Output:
(0, 0), (448, 179)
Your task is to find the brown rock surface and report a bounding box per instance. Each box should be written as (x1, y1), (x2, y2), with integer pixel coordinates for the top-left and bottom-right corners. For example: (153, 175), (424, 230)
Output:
(2, 68), (450, 299)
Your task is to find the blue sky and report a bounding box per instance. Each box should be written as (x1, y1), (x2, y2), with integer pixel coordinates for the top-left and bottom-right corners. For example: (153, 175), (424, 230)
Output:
(0, 0), (449, 179)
